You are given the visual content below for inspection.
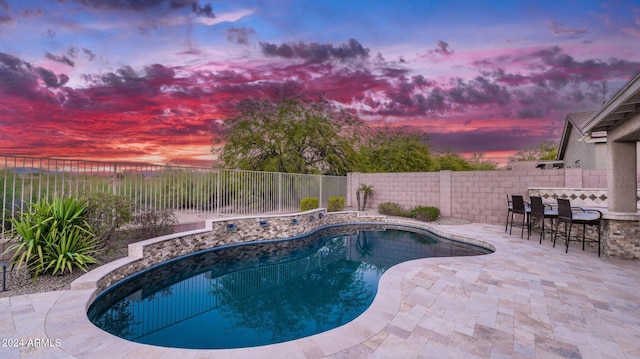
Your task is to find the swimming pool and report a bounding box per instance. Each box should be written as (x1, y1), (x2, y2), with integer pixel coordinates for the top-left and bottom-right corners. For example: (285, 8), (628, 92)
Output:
(88, 224), (492, 349)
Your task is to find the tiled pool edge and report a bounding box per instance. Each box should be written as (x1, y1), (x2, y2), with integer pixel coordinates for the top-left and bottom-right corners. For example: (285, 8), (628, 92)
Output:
(47, 212), (495, 358)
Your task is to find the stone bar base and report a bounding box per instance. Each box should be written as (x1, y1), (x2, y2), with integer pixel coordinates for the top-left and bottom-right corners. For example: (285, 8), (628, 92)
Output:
(525, 215), (639, 259)
(603, 218), (640, 259)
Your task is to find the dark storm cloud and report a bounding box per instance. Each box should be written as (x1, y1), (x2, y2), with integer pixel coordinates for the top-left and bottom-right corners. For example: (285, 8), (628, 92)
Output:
(226, 27), (255, 45)
(412, 75), (433, 88)
(35, 67), (69, 88)
(433, 40), (454, 56)
(22, 8), (43, 18)
(46, 52), (75, 67)
(468, 46), (640, 120)
(82, 48), (97, 60)
(478, 46), (640, 88)
(428, 128), (553, 153)
(0, 0), (12, 25)
(191, 2), (214, 18)
(0, 52), (22, 69)
(517, 107), (545, 119)
(486, 69), (528, 87)
(64, 0), (215, 17)
(260, 39), (369, 63)
(76, 63), (184, 110)
(421, 40), (454, 58)
(0, 52), (69, 99)
(548, 20), (587, 36)
(65, 46), (97, 61)
(447, 76), (511, 106)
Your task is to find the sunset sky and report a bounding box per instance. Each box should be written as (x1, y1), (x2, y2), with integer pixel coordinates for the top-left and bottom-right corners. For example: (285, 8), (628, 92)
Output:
(1, 0), (639, 167)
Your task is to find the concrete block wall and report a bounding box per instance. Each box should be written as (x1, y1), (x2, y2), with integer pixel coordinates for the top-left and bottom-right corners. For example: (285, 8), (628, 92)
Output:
(450, 170), (565, 224)
(347, 172), (440, 210)
(348, 170), (568, 224)
(580, 169), (607, 188)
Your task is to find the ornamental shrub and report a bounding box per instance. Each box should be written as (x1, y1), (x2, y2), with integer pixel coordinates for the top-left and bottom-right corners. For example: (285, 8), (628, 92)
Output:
(84, 193), (134, 248)
(300, 197), (319, 211)
(409, 206), (440, 222)
(132, 209), (178, 239)
(327, 196), (345, 212)
(377, 202), (409, 217)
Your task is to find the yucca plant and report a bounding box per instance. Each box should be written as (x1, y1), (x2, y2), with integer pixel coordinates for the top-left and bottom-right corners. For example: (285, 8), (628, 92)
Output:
(2, 197), (100, 279)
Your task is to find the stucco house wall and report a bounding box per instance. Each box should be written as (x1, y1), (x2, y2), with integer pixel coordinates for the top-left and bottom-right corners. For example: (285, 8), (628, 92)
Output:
(559, 111), (640, 170)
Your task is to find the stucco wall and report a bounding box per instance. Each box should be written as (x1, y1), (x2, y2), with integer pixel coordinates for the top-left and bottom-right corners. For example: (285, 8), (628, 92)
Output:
(563, 129), (597, 169)
(563, 130), (640, 170)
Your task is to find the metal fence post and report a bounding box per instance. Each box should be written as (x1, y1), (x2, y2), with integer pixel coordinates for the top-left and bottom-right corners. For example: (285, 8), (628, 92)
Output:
(319, 175), (323, 208)
(113, 163), (117, 196)
(1, 261), (7, 291)
(216, 170), (221, 217)
(278, 172), (282, 213)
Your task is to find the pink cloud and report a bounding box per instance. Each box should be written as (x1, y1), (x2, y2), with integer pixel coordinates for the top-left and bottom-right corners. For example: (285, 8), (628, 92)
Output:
(1, 40), (639, 166)
(621, 27), (640, 37)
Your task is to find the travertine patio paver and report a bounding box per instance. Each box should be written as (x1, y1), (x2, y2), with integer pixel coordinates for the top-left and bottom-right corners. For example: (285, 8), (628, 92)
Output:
(0, 222), (638, 358)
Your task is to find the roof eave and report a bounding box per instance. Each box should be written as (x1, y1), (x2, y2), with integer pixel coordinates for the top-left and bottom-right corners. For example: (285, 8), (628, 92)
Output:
(581, 70), (640, 135)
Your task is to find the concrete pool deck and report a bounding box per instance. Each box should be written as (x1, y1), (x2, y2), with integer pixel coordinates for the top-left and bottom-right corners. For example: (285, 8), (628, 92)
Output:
(1, 221), (639, 358)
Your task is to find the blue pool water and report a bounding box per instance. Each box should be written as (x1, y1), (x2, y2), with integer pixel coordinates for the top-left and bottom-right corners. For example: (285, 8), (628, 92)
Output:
(88, 224), (491, 349)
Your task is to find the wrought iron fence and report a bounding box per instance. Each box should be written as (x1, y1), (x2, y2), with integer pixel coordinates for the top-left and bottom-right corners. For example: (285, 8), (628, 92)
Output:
(0, 155), (347, 240)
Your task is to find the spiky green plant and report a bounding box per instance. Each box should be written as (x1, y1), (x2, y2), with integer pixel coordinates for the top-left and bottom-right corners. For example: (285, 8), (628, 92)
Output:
(2, 197), (100, 279)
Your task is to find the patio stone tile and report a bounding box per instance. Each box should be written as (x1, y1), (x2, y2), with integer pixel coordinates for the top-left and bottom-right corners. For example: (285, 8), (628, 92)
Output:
(513, 342), (537, 358)
(368, 332), (422, 359)
(0, 297), (11, 312)
(451, 330), (493, 357)
(383, 324), (412, 340)
(0, 347), (20, 359)
(0, 317), (15, 336)
(361, 330), (388, 351)
(534, 334), (582, 358)
(421, 339), (483, 359)
(3, 221), (640, 358)
(323, 344), (373, 359)
(416, 314), (456, 337)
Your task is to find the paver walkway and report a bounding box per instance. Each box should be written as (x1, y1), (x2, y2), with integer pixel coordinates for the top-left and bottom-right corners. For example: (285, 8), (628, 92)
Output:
(1, 222), (638, 358)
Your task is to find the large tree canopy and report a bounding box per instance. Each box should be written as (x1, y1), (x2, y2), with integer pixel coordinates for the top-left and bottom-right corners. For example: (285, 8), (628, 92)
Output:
(217, 100), (365, 175)
(359, 126), (436, 172)
(216, 99), (498, 174)
(508, 140), (559, 162)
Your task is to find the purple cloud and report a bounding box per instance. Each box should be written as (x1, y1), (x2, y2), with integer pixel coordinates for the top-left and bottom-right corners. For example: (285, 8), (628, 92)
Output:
(45, 52), (75, 67)
(62, 0), (215, 17)
(433, 40), (454, 56)
(260, 39), (370, 63)
(0, 0), (12, 25)
(548, 20), (588, 36)
(227, 27), (255, 45)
